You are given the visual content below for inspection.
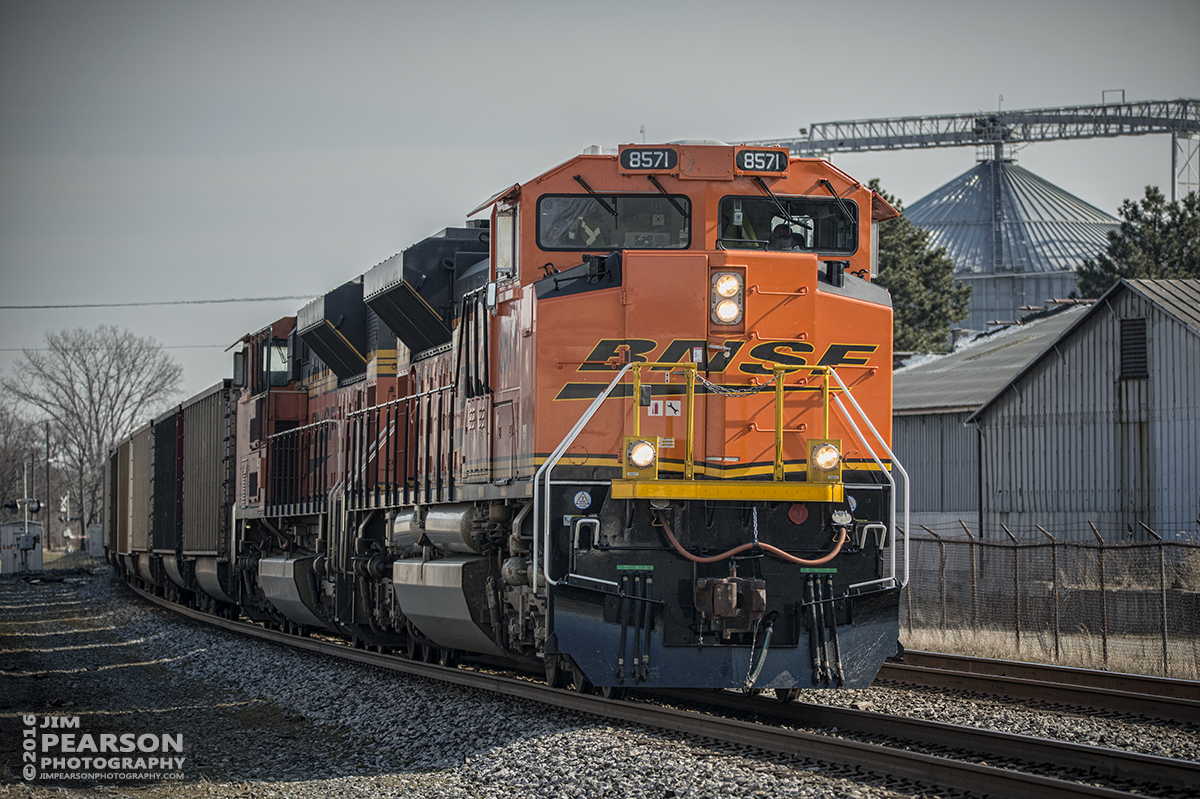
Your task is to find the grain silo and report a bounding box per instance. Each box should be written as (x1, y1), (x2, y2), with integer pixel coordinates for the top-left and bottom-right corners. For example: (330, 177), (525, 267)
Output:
(904, 153), (1119, 331)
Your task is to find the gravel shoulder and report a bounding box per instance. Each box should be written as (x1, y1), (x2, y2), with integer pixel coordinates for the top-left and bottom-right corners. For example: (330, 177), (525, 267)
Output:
(1, 569), (921, 799)
(2, 569), (1195, 798)
(782, 682), (1199, 759)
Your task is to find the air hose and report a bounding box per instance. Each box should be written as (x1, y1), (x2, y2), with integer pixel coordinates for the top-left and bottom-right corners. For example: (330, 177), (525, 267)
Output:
(743, 613), (777, 691)
(655, 511), (847, 566)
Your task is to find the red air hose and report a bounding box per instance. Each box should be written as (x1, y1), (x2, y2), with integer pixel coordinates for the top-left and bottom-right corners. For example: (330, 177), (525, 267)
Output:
(655, 511), (846, 566)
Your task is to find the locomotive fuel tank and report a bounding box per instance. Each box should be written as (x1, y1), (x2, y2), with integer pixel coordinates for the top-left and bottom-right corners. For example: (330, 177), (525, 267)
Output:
(392, 557), (506, 657)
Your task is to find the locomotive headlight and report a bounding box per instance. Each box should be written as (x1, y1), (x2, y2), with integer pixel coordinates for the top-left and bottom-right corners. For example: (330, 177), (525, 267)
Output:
(714, 300), (741, 323)
(806, 438), (844, 484)
(811, 442), (841, 471)
(711, 272), (744, 325)
(714, 274), (741, 298)
(628, 439), (657, 469)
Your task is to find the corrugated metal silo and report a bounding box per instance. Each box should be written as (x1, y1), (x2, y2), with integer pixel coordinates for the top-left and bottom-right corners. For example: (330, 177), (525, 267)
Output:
(905, 158), (1119, 331)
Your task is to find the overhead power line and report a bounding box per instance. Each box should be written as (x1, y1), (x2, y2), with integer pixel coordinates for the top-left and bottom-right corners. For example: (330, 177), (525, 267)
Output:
(0, 345), (227, 352)
(0, 295), (317, 310)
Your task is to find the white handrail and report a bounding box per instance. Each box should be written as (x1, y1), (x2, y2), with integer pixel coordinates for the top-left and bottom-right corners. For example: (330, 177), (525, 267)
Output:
(530, 363), (909, 594)
(532, 363), (633, 592)
(832, 399), (901, 591)
(828, 368), (911, 589)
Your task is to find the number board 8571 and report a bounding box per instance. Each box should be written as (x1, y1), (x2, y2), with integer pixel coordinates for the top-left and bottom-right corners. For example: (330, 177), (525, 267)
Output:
(619, 147), (679, 172)
(735, 148), (790, 174)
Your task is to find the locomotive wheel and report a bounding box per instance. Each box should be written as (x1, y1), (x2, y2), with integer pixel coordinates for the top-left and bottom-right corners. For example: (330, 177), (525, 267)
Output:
(544, 655), (570, 689)
(404, 635), (419, 660)
(420, 643), (438, 664)
(774, 688), (802, 703)
(570, 661), (592, 694)
(436, 648), (457, 668)
(597, 685), (626, 700)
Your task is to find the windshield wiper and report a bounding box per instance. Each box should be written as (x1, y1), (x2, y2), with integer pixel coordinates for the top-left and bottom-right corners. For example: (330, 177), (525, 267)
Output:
(753, 177), (794, 226)
(818, 179), (857, 230)
(573, 175), (618, 218)
(753, 177), (812, 231)
(646, 175), (690, 222)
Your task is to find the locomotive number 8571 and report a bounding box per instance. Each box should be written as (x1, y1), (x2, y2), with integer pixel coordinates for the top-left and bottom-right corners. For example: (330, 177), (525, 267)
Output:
(106, 142), (910, 699)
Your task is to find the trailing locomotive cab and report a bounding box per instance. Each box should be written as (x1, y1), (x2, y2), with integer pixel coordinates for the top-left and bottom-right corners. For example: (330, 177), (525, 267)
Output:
(473, 143), (909, 691)
(230, 315), (316, 629)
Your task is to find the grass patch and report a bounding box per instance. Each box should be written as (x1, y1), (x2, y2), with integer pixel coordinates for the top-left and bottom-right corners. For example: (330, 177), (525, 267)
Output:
(40, 549), (101, 570)
(903, 626), (1200, 680)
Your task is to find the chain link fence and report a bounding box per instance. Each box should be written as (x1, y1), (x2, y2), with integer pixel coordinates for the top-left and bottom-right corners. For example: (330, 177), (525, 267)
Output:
(899, 521), (1200, 680)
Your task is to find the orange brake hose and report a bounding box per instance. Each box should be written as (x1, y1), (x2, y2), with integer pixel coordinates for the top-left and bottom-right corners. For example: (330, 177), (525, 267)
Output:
(656, 511), (847, 566)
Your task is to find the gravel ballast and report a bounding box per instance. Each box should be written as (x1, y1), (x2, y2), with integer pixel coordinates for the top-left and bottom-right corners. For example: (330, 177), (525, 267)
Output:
(2, 568), (1196, 798)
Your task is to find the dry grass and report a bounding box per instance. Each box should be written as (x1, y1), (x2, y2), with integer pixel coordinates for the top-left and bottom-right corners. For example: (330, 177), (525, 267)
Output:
(903, 626), (1200, 681)
(39, 549), (101, 571)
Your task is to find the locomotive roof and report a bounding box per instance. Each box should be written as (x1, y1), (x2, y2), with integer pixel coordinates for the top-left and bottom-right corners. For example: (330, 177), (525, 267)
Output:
(468, 145), (899, 221)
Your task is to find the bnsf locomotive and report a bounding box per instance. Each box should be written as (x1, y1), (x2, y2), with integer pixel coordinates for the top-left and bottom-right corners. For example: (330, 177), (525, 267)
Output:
(106, 143), (909, 698)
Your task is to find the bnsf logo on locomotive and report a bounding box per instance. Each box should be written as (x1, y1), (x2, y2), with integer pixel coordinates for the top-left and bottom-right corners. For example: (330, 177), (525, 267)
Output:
(574, 338), (879, 377)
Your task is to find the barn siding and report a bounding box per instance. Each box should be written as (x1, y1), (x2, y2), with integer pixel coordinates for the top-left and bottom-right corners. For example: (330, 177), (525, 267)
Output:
(893, 412), (978, 530)
(977, 286), (1199, 540)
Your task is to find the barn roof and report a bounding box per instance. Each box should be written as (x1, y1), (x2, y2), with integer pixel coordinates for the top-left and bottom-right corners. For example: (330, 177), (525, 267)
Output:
(1125, 278), (1200, 333)
(893, 304), (1089, 414)
(964, 278), (1200, 422)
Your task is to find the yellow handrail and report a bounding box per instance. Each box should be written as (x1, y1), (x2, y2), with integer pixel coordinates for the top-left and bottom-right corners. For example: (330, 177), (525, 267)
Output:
(774, 366), (785, 481)
(627, 362), (697, 479)
(625, 362), (841, 483)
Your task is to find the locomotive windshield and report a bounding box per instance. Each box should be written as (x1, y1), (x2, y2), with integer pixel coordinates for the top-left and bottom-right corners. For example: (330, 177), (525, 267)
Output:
(267, 339), (289, 387)
(538, 194), (690, 251)
(718, 196), (857, 253)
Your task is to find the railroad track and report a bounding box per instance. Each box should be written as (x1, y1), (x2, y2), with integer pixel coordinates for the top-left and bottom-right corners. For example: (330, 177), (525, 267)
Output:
(878, 651), (1200, 723)
(651, 689), (1200, 797)
(128, 585), (1200, 799)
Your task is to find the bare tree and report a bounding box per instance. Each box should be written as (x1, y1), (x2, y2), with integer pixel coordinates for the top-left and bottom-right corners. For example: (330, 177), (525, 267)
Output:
(0, 395), (39, 514)
(1, 326), (183, 530)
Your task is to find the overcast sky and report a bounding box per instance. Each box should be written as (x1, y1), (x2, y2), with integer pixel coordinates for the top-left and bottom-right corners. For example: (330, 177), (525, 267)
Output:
(2, 0), (1198, 399)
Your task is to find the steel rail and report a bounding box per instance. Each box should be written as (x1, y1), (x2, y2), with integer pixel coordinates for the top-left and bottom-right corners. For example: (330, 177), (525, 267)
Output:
(898, 650), (1200, 701)
(878, 652), (1200, 723)
(651, 689), (1200, 794)
(128, 585), (1157, 799)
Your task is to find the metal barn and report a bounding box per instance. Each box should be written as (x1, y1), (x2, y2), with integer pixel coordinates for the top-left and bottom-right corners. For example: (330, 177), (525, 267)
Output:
(967, 279), (1200, 540)
(893, 304), (1088, 533)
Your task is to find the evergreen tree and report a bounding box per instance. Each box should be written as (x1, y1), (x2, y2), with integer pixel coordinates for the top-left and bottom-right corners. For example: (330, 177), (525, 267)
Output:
(869, 179), (972, 352)
(1075, 187), (1200, 298)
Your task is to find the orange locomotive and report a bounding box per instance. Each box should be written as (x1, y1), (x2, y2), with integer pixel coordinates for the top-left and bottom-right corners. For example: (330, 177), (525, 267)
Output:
(109, 143), (909, 696)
